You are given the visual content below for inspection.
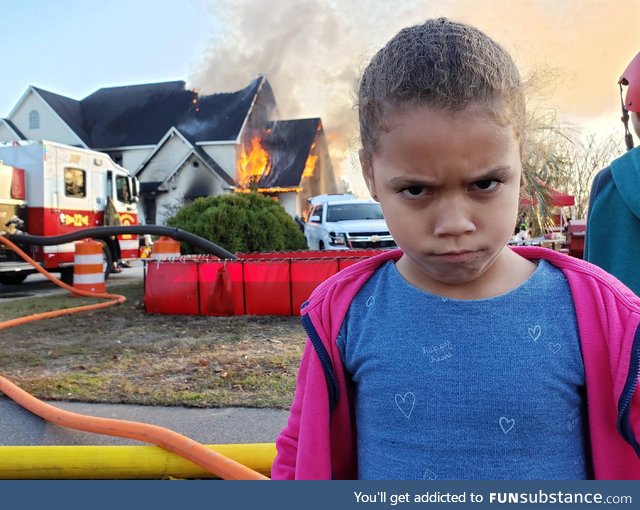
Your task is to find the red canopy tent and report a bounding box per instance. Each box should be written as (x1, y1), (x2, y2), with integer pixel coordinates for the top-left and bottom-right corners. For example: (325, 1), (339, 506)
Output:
(519, 189), (575, 207)
(548, 189), (575, 207)
(519, 187), (575, 232)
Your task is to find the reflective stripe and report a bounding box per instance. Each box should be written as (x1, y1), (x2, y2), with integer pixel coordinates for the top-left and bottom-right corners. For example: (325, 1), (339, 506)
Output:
(44, 243), (76, 254)
(73, 273), (105, 284)
(119, 240), (139, 250)
(74, 254), (103, 265)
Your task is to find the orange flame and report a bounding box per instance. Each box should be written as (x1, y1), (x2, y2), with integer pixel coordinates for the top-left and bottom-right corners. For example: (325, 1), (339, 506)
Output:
(302, 144), (318, 179)
(235, 186), (302, 194)
(237, 137), (271, 188)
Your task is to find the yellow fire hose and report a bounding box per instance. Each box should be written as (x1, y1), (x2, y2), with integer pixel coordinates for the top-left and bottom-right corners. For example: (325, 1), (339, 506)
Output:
(0, 444), (275, 479)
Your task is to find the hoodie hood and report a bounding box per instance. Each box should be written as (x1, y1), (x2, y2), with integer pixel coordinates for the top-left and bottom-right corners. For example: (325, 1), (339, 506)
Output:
(611, 147), (640, 219)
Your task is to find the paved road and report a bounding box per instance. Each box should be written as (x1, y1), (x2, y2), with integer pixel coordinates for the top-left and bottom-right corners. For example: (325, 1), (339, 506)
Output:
(0, 398), (288, 446)
(0, 260), (145, 301)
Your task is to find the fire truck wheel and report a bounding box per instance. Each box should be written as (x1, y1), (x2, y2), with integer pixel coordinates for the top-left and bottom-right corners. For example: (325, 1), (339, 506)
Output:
(0, 272), (29, 285)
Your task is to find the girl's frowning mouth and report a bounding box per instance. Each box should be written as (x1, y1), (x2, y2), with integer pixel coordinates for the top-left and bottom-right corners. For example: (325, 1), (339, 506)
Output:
(432, 250), (482, 262)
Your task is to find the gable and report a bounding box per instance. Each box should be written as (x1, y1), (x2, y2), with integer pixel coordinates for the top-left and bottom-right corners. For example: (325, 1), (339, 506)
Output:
(136, 131), (193, 183)
(159, 152), (229, 197)
(32, 87), (92, 145)
(4, 89), (85, 147)
(135, 127), (235, 188)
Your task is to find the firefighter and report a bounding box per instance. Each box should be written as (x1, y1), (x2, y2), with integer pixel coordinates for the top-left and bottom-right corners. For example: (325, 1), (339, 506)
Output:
(584, 51), (640, 295)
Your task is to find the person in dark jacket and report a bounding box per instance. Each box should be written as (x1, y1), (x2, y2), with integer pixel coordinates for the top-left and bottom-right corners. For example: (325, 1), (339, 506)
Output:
(585, 52), (640, 295)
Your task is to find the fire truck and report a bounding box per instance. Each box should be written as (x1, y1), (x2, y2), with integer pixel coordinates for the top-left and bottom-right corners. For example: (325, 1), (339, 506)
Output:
(0, 140), (139, 285)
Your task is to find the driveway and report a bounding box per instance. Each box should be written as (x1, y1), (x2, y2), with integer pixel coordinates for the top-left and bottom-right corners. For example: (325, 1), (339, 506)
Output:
(0, 260), (145, 302)
(0, 398), (287, 446)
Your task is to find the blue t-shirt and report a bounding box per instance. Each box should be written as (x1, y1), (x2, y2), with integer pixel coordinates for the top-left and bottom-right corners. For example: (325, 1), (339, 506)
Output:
(337, 260), (590, 480)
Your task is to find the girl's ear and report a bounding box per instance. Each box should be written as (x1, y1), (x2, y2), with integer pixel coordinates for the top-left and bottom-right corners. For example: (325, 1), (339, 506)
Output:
(359, 149), (378, 201)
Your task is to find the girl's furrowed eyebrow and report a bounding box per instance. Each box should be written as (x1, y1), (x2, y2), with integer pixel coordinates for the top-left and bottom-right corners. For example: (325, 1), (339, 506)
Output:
(470, 166), (513, 182)
(388, 176), (437, 188)
(387, 166), (514, 188)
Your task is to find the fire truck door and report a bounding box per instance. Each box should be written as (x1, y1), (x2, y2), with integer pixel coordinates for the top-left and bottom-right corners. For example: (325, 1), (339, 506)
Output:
(88, 169), (100, 214)
(106, 170), (113, 202)
(51, 146), (60, 212)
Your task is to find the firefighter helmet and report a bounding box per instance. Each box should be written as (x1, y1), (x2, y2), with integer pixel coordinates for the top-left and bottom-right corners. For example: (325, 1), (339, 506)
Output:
(620, 52), (640, 113)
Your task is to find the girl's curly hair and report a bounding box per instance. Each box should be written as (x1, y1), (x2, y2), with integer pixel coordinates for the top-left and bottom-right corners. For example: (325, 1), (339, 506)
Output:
(358, 17), (526, 165)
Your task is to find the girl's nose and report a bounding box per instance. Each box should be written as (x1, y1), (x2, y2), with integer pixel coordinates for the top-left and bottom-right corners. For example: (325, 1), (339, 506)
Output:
(433, 202), (476, 237)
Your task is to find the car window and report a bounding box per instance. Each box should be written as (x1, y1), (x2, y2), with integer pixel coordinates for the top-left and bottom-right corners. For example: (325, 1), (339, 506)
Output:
(310, 205), (323, 222)
(326, 203), (384, 222)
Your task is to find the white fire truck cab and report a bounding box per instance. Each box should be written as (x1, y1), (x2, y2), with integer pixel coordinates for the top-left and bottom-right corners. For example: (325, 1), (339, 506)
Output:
(0, 140), (140, 285)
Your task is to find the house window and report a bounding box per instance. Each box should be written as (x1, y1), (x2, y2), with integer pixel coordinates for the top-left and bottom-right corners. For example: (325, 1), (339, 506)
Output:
(29, 110), (40, 129)
(64, 167), (86, 197)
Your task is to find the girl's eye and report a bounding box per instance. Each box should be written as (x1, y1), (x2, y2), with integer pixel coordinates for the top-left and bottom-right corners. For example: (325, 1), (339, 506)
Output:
(400, 186), (427, 198)
(472, 180), (500, 192)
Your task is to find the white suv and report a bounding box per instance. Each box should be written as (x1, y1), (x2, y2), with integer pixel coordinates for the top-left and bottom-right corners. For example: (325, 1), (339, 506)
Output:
(304, 196), (396, 250)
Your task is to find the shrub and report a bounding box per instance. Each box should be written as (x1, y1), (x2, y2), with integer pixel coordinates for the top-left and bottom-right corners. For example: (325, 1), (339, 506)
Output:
(166, 193), (307, 253)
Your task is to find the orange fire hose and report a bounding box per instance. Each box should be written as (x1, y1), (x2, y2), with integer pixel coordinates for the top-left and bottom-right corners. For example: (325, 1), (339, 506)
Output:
(0, 375), (268, 480)
(0, 235), (125, 330)
(0, 235), (269, 480)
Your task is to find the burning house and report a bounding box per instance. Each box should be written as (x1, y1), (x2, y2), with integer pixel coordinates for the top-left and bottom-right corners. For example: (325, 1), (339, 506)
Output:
(236, 118), (333, 217)
(0, 76), (338, 224)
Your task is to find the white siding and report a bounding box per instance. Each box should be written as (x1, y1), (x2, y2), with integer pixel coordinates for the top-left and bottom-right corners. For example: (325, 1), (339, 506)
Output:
(124, 148), (154, 174)
(199, 143), (236, 181)
(139, 135), (191, 182)
(154, 156), (228, 225)
(276, 192), (298, 218)
(0, 123), (19, 142)
(8, 92), (83, 146)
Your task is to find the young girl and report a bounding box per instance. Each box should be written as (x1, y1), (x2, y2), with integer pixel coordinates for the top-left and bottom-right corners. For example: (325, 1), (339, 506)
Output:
(272, 18), (640, 480)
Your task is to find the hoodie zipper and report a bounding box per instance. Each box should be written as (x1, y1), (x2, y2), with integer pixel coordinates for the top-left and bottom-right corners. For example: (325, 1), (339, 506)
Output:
(301, 302), (339, 416)
(617, 326), (640, 456)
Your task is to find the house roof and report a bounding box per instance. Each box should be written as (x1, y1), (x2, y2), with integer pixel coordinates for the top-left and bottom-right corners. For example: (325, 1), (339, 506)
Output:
(135, 127), (236, 187)
(0, 118), (25, 139)
(30, 77), (270, 149)
(32, 87), (91, 145)
(258, 118), (322, 189)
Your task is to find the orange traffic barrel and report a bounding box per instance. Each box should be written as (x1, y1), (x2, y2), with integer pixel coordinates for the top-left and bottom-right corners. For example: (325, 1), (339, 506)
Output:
(73, 239), (105, 293)
(150, 237), (180, 259)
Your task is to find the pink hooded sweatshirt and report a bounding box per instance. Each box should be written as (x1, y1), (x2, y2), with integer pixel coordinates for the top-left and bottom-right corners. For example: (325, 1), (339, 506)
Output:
(272, 247), (640, 480)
